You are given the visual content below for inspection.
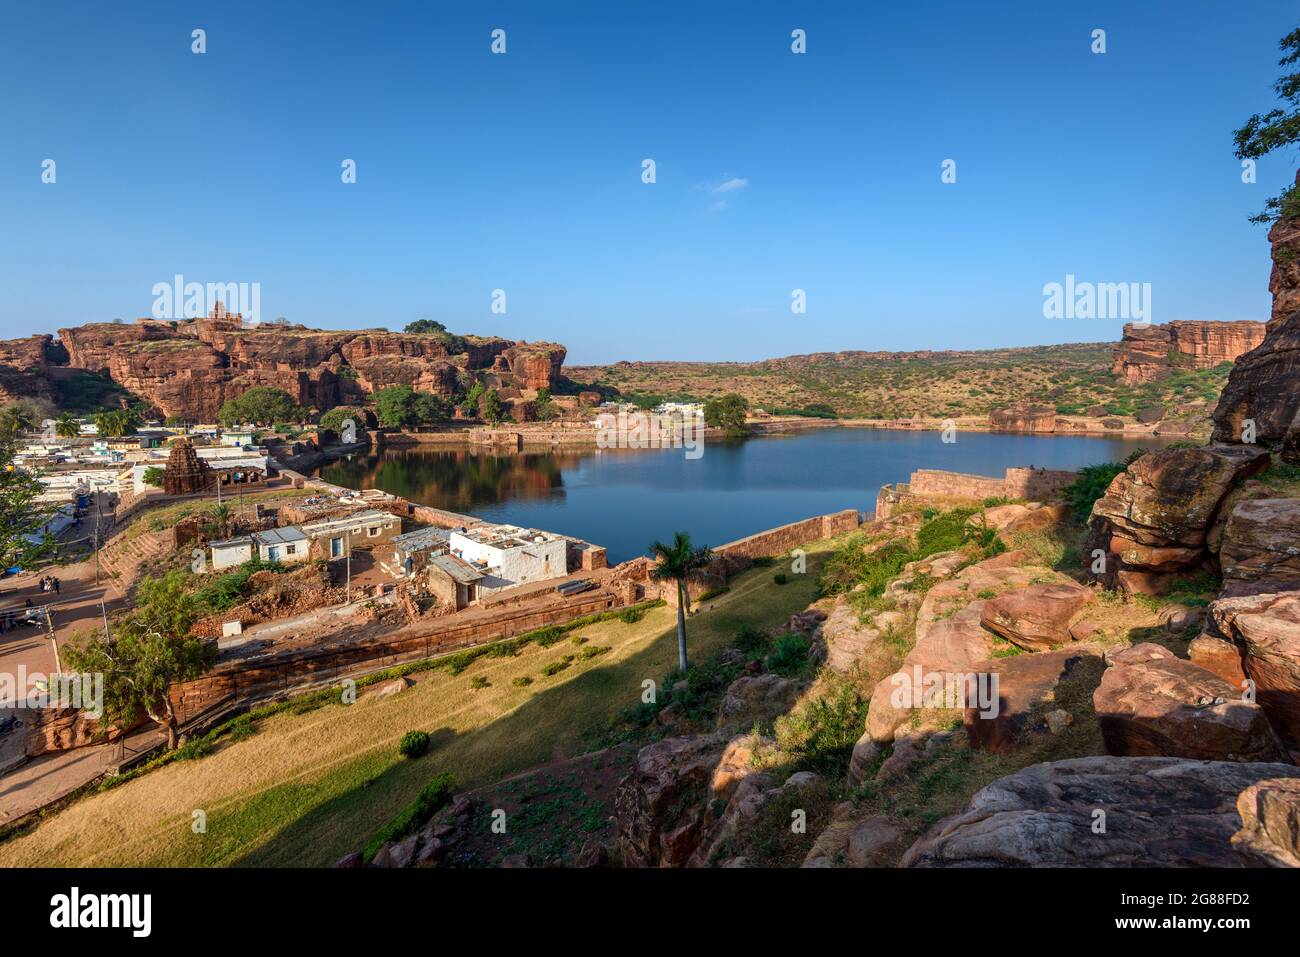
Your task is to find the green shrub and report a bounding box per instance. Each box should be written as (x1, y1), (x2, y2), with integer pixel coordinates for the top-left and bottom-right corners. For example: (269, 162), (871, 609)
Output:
(468, 675), (490, 690)
(363, 772), (455, 862)
(512, 676), (533, 687)
(766, 633), (811, 677)
(619, 606), (647, 624)
(698, 585), (730, 601)
(734, 625), (770, 656)
(773, 573), (788, 585)
(398, 730), (430, 759)
(578, 645), (612, 660)
(1063, 457), (1139, 523)
(541, 660), (570, 677)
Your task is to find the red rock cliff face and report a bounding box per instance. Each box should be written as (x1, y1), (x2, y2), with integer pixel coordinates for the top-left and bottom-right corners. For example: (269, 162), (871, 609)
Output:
(1111, 321), (1266, 385)
(989, 405), (1056, 433)
(33, 320), (563, 421)
(1268, 172), (1300, 329)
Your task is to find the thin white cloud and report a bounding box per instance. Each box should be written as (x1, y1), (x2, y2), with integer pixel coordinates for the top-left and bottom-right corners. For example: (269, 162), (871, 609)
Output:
(709, 200), (728, 213)
(712, 177), (749, 193)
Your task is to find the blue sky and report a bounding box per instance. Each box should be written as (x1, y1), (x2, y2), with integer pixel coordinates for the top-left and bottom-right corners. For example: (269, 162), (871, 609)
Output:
(0, 1), (1295, 364)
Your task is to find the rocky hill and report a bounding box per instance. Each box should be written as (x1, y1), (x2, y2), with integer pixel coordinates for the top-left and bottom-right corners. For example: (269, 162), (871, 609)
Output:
(569, 329), (1256, 433)
(1111, 320), (1265, 385)
(0, 315), (566, 421)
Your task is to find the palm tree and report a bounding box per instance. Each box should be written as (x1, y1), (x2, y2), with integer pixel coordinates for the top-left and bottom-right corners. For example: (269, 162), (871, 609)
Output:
(54, 412), (80, 439)
(649, 532), (714, 673)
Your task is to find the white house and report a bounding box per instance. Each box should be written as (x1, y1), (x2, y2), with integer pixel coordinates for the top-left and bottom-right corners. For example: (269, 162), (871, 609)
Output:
(447, 523), (567, 595)
(209, 535), (256, 571)
(300, 509), (401, 559)
(253, 526), (310, 565)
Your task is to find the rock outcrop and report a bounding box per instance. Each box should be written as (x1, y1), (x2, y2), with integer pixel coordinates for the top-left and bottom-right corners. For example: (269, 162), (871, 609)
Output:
(614, 733), (729, 867)
(1111, 321), (1265, 386)
(1086, 444), (1270, 593)
(1231, 777), (1300, 867)
(963, 649), (1098, 754)
(989, 405), (1056, 433)
(1206, 590), (1300, 745)
(901, 756), (1300, 867)
(979, 581), (1093, 651)
(1211, 309), (1300, 458)
(1093, 643), (1285, 762)
(6, 315), (566, 422)
(1219, 498), (1300, 593)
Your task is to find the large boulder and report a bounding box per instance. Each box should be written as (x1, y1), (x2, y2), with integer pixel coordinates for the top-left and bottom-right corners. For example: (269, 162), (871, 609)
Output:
(1091, 444), (1270, 550)
(1212, 304), (1300, 457)
(1231, 777), (1300, 867)
(963, 649), (1100, 753)
(614, 733), (728, 867)
(901, 756), (1300, 867)
(1206, 591), (1300, 745)
(716, 674), (806, 730)
(979, 582), (1093, 651)
(1093, 643), (1286, 762)
(1219, 498), (1300, 592)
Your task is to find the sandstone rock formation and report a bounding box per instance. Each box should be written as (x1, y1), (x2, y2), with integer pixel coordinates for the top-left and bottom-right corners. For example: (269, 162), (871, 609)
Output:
(1093, 643), (1285, 762)
(1206, 590), (1300, 745)
(1231, 777), (1300, 867)
(1086, 444), (1270, 593)
(901, 756), (1300, 867)
(1211, 308), (1300, 457)
(989, 405), (1056, 433)
(1219, 498), (1300, 592)
(1111, 321), (1265, 386)
(6, 314), (567, 422)
(1267, 174), (1300, 328)
(963, 649), (1098, 754)
(979, 581), (1093, 651)
(614, 733), (729, 867)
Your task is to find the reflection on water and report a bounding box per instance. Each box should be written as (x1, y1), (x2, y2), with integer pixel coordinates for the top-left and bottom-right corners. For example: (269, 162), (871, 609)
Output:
(317, 429), (1174, 564)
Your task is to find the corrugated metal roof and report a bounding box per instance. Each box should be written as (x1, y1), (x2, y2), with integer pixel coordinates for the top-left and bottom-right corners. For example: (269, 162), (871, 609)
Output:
(429, 554), (485, 584)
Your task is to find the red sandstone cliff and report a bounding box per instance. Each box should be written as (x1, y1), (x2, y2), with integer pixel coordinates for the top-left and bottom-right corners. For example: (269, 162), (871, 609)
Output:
(19, 318), (566, 421)
(1111, 321), (1266, 385)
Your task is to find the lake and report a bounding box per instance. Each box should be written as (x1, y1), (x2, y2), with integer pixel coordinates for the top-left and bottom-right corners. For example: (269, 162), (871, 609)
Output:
(316, 428), (1171, 564)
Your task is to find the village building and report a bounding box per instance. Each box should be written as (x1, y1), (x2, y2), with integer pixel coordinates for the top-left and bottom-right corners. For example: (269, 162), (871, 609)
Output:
(426, 553), (485, 610)
(390, 526), (456, 577)
(254, 526), (310, 565)
(299, 509), (401, 559)
(209, 535), (255, 571)
(447, 523), (567, 595)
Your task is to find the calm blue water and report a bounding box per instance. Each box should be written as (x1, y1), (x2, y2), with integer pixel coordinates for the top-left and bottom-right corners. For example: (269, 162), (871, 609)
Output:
(318, 428), (1170, 564)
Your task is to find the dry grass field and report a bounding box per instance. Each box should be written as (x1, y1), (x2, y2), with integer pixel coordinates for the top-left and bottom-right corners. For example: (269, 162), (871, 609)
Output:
(0, 543), (832, 868)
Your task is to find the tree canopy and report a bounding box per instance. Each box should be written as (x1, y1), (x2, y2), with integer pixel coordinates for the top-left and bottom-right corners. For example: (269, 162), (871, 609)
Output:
(61, 569), (214, 750)
(703, 394), (750, 436)
(218, 387), (304, 427)
(0, 440), (54, 571)
(1235, 27), (1300, 223)
(373, 385), (452, 429)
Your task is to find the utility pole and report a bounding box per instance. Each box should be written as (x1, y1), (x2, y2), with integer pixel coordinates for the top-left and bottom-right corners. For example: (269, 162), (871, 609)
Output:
(44, 605), (61, 674)
(100, 597), (111, 643)
(345, 548), (351, 604)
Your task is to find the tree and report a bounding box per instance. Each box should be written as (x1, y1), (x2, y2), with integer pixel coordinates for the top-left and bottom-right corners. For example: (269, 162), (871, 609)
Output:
(0, 440), (54, 571)
(405, 319), (447, 334)
(373, 385), (450, 429)
(319, 406), (367, 436)
(1235, 28), (1300, 223)
(410, 391), (451, 425)
(218, 387), (302, 427)
(0, 404), (36, 442)
(54, 412), (80, 439)
(479, 389), (505, 425)
(92, 408), (139, 438)
(704, 394), (750, 436)
(460, 381), (485, 416)
(61, 589), (214, 750)
(141, 465), (165, 488)
(648, 532), (715, 672)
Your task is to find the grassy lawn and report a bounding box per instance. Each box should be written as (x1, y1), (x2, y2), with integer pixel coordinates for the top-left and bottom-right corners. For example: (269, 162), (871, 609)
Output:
(0, 543), (831, 868)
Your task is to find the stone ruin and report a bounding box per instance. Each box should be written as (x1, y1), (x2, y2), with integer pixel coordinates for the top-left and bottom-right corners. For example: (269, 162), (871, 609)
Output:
(162, 437), (212, 496)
